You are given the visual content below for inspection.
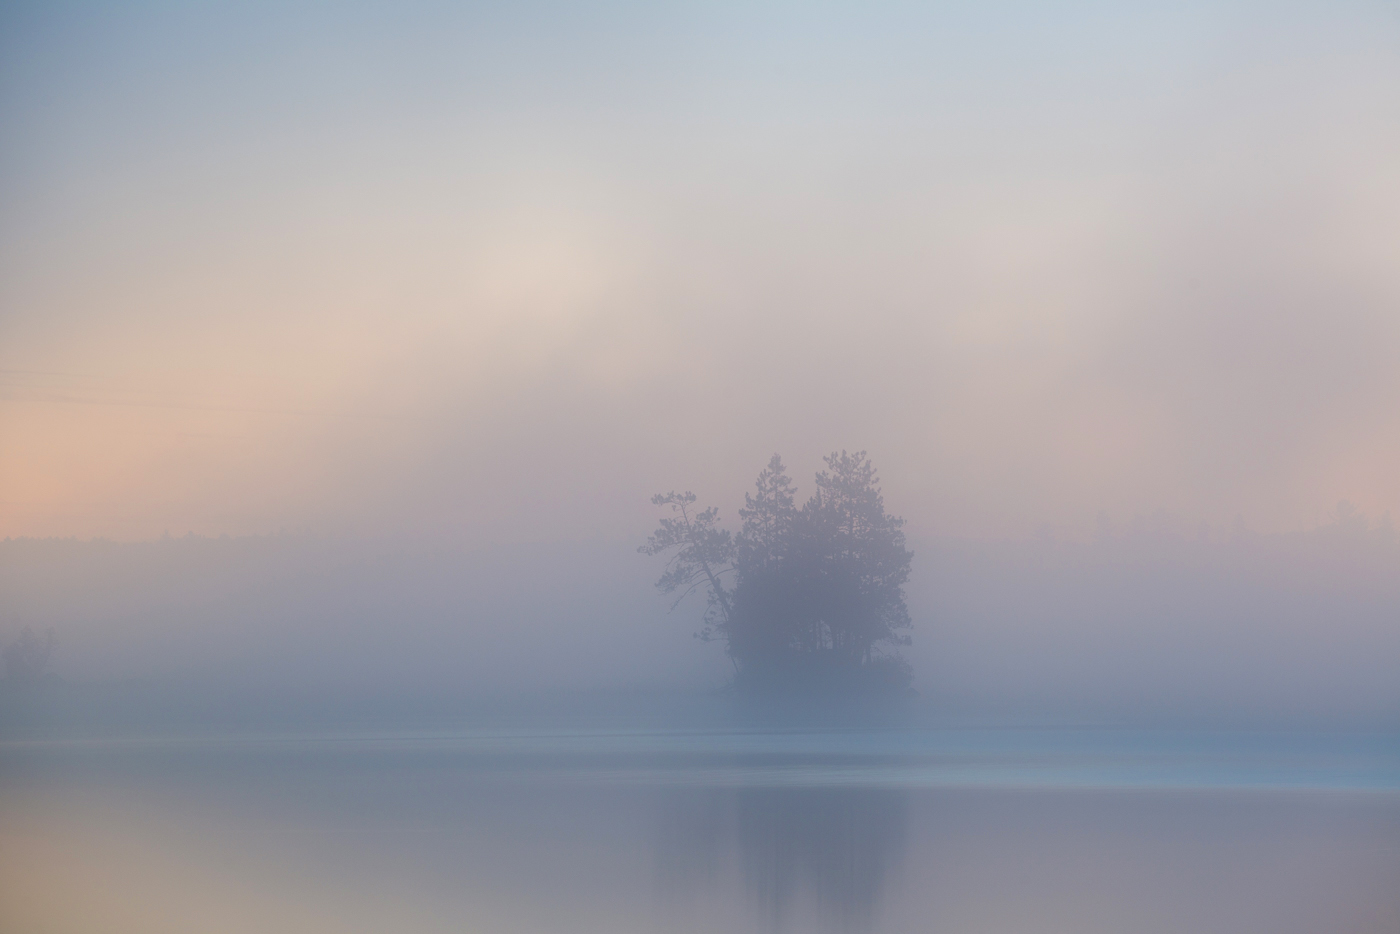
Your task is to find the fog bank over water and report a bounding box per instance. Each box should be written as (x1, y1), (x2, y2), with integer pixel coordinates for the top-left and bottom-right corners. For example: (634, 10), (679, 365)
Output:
(2, 0), (1398, 728)
(5, 509), (1397, 727)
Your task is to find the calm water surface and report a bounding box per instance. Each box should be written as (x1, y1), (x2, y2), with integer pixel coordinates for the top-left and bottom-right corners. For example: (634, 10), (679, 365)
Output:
(2, 728), (1397, 933)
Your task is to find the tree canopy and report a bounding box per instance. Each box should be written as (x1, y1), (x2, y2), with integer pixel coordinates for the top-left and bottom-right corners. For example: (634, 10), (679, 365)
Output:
(641, 452), (914, 696)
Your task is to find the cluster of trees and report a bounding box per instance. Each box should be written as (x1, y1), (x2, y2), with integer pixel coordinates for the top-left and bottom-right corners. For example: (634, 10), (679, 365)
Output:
(641, 452), (914, 696)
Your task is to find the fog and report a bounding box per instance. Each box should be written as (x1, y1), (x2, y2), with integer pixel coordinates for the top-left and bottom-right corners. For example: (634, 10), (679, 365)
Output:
(2, 1), (1399, 726)
(5, 8), (1400, 934)
(4, 507), (1397, 726)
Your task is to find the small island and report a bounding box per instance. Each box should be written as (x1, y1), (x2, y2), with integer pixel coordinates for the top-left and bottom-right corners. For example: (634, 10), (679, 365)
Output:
(641, 451), (914, 697)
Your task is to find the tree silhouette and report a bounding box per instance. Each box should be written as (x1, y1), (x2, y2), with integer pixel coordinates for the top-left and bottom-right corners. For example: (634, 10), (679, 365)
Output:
(642, 452), (914, 695)
(638, 491), (737, 648)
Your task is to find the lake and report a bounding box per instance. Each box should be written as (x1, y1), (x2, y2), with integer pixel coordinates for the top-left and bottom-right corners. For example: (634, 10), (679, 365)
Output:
(2, 726), (1397, 933)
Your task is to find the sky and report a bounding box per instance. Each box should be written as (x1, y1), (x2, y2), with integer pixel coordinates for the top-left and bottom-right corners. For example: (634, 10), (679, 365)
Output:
(2, 0), (1397, 544)
(1, 1), (1398, 719)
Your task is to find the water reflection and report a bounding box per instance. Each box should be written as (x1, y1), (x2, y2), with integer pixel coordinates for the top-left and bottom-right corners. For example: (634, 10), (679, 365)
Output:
(3, 732), (1399, 934)
(657, 787), (909, 932)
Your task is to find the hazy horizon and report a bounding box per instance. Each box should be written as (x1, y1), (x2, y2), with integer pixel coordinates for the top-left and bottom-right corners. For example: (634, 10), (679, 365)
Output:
(5, 503), (1397, 726)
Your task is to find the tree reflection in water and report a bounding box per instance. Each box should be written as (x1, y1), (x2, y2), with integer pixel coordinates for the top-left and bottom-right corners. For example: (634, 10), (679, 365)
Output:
(656, 787), (909, 933)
